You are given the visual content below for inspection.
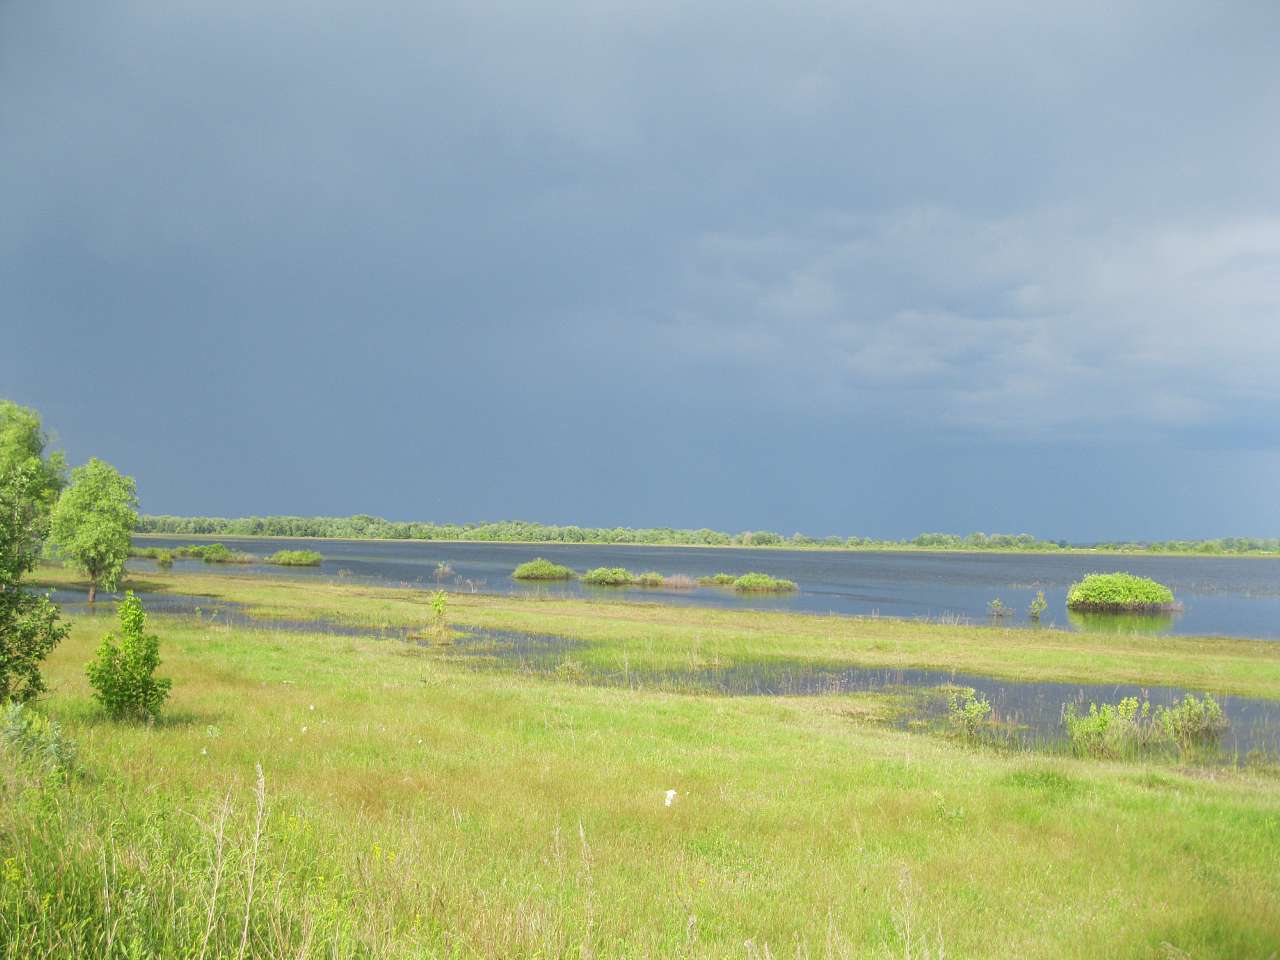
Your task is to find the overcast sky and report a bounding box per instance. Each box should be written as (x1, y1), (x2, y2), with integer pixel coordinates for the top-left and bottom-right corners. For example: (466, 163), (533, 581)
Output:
(3, 1), (1279, 540)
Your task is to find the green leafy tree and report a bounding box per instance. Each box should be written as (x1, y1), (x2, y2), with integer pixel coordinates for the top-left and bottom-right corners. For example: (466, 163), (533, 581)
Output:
(0, 400), (66, 529)
(49, 458), (139, 602)
(86, 592), (171, 721)
(0, 463), (70, 702)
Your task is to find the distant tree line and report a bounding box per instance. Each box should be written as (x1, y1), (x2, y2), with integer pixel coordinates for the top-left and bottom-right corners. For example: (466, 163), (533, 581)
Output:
(134, 515), (1279, 555)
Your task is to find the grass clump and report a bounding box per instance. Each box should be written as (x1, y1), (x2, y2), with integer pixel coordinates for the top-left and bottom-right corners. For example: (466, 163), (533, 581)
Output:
(154, 543), (258, 564)
(1066, 572), (1176, 612)
(1064, 697), (1160, 758)
(697, 573), (737, 586)
(1063, 694), (1230, 759)
(732, 572), (797, 593)
(581, 567), (637, 586)
(511, 558), (574, 580)
(1157, 694), (1228, 755)
(265, 549), (323, 566)
(635, 571), (665, 587)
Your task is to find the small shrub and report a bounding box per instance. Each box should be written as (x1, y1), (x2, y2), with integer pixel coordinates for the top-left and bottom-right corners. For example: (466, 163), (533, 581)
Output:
(0, 702), (78, 780)
(636, 571), (665, 587)
(265, 549), (323, 566)
(435, 561), (454, 581)
(512, 558), (574, 580)
(732, 573), (797, 593)
(1066, 573), (1176, 612)
(946, 688), (992, 739)
(987, 598), (1012, 618)
(582, 567), (636, 586)
(697, 573), (737, 586)
(85, 592), (172, 722)
(1063, 697), (1161, 758)
(155, 550), (174, 571)
(430, 590), (447, 624)
(1028, 591), (1047, 620)
(1157, 694), (1228, 755)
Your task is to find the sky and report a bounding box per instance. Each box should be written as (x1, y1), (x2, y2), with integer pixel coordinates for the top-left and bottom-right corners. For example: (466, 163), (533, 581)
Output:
(3, 1), (1279, 541)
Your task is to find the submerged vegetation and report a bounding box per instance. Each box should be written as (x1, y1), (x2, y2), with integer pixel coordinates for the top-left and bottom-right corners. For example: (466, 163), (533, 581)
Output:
(1066, 573), (1177, 612)
(511, 558), (574, 580)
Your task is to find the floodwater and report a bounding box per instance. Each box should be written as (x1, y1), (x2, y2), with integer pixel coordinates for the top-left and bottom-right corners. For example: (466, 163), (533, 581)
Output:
(53, 589), (1280, 760)
(131, 536), (1280, 638)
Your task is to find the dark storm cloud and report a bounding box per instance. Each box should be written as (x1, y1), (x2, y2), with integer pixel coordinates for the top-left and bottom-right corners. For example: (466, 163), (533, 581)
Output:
(3, 1), (1278, 538)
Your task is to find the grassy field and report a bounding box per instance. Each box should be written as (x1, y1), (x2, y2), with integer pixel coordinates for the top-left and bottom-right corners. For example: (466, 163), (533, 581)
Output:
(4, 567), (1280, 957)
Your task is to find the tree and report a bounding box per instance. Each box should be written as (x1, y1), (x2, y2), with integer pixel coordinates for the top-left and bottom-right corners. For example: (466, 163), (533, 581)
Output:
(0, 463), (69, 702)
(49, 458), (138, 603)
(86, 592), (171, 721)
(0, 399), (66, 527)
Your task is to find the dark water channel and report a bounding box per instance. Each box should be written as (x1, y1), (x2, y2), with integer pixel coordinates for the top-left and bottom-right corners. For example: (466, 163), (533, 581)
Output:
(132, 536), (1280, 639)
(57, 589), (1280, 761)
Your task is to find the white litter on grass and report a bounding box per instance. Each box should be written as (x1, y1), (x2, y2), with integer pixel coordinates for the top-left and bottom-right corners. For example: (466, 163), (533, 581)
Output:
(664, 789), (677, 807)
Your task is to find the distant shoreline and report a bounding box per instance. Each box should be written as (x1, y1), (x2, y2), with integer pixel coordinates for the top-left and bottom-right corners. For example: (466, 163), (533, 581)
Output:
(132, 532), (1280, 560)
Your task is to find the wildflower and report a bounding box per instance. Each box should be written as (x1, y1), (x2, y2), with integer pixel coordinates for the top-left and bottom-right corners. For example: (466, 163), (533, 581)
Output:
(664, 789), (677, 807)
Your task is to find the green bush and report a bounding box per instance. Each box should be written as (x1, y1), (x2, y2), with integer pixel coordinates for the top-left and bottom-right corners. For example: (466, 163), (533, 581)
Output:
(1, 702), (77, 780)
(1028, 591), (1047, 620)
(635, 571), (665, 587)
(1066, 573), (1175, 611)
(946, 689), (992, 739)
(987, 598), (1012, 618)
(265, 549), (323, 566)
(1157, 694), (1228, 755)
(732, 573), (797, 593)
(85, 592), (172, 722)
(581, 567), (636, 586)
(511, 558), (574, 580)
(155, 550), (174, 570)
(697, 573), (737, 586)
(1063, 697), (1161, 758)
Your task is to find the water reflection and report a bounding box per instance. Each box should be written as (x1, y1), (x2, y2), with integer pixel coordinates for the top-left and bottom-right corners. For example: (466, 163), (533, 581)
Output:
(1066, 609), (1178, 635)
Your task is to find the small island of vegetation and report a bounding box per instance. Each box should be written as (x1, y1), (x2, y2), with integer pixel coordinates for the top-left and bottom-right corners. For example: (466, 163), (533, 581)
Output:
(1066, 572), (1177, 612)
(511, 558), (574, 580)
(731, 572), (798, 592)
(265, 549), (323, 567)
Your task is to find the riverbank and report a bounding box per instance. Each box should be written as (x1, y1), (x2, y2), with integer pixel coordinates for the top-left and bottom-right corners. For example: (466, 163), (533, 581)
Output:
(9, 565), (1280, 957)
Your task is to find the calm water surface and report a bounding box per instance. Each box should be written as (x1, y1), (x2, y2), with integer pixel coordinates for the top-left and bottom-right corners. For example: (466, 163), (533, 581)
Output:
(132, 536), (1280, 638)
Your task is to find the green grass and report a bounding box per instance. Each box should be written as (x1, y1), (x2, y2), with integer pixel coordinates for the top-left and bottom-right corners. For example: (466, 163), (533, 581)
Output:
(581, 567), (637, 586)
(732, 572), (798, 592)
(4, 570), (1279, 957)
(697, 573), (737, 586)
(511, 558), (575, 580)
(31, 565), (1280, 699)
(1067, 573), (1176, 611)
(264, 549), (324, 567)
